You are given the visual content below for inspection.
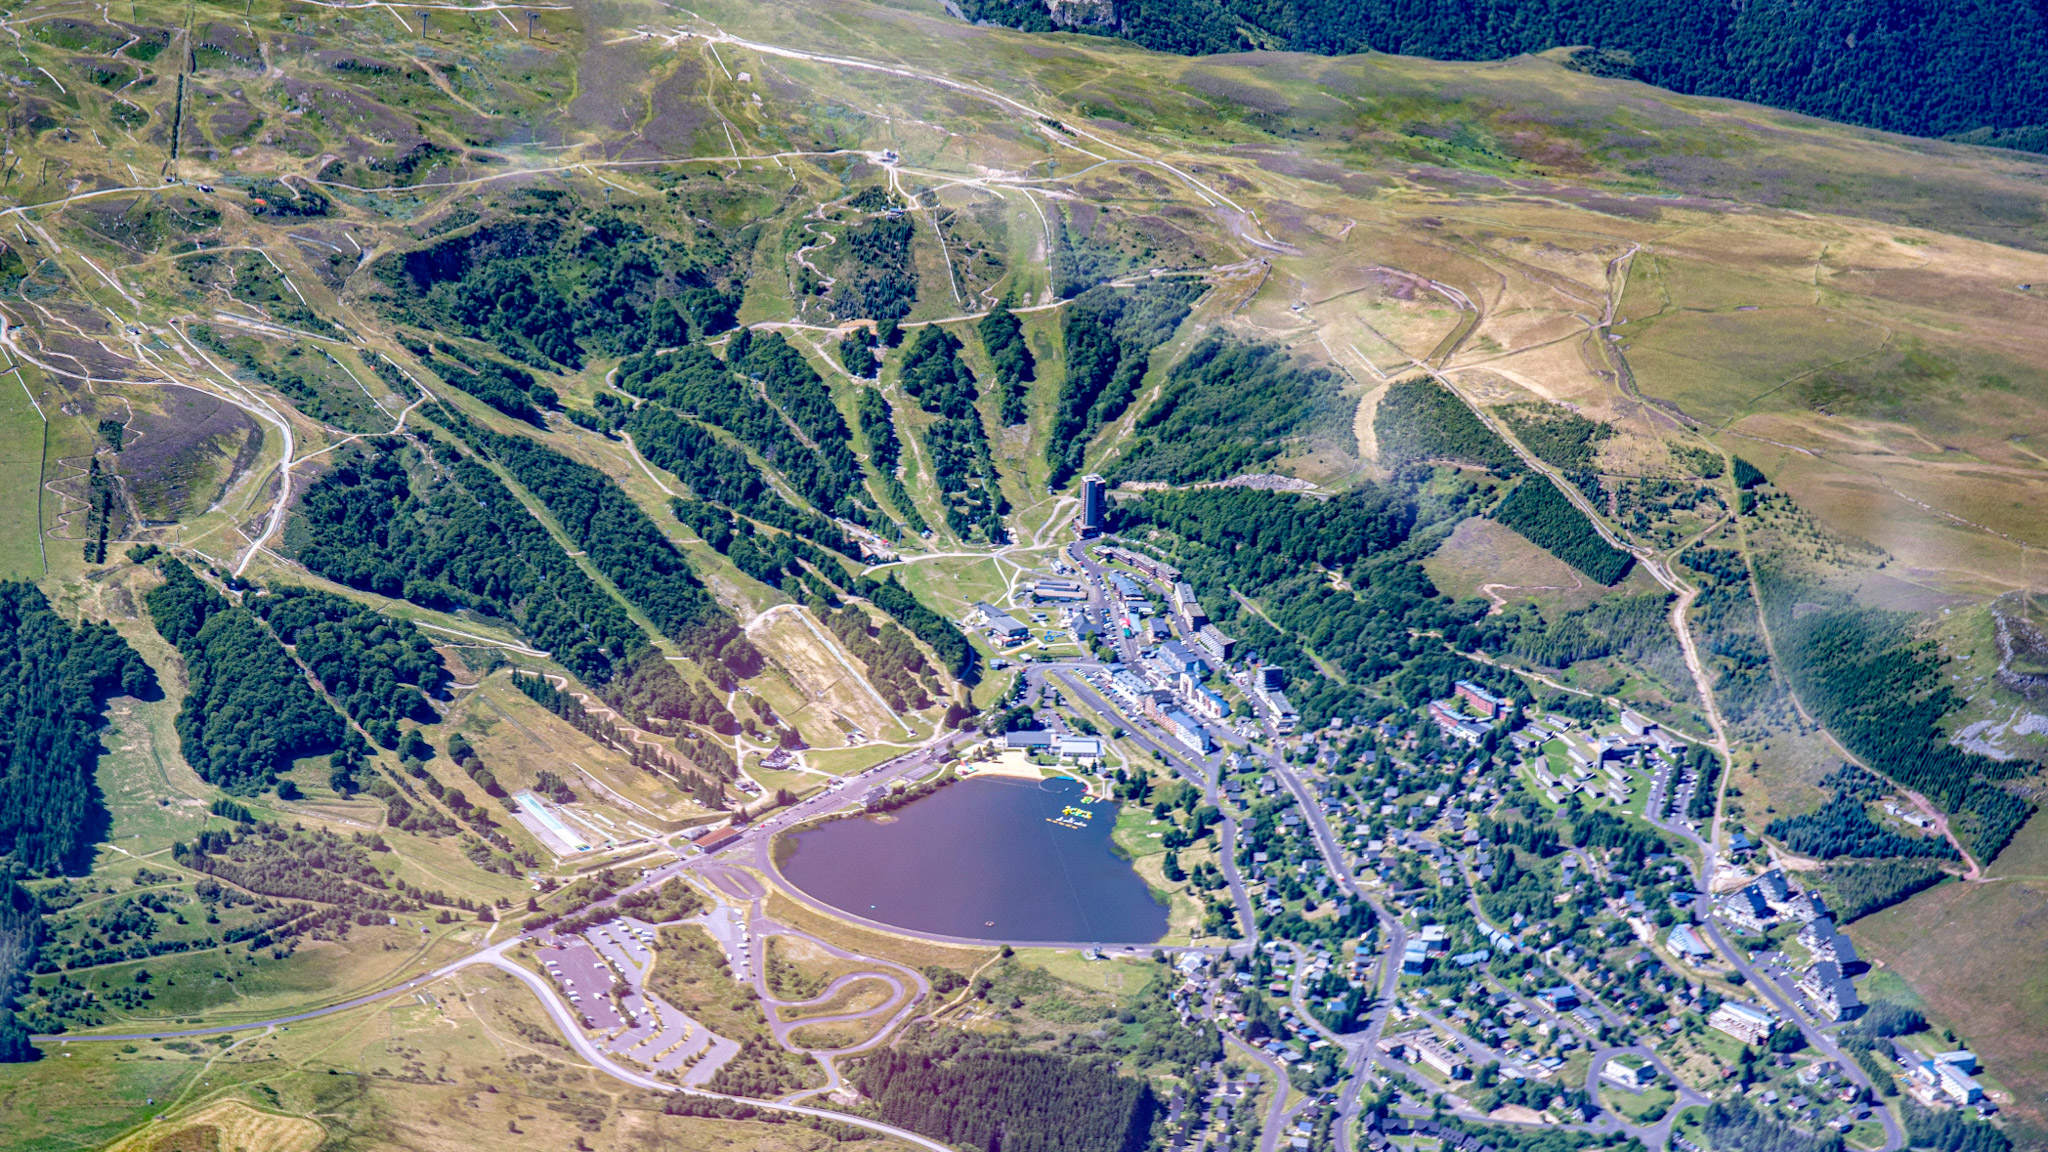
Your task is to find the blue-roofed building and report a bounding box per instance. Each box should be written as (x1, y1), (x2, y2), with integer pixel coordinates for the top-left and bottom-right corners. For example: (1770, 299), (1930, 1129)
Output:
(1667, 923), (1714, 961)
(1158, 640), (1209, 676)
(1165, 710), (1212, 754)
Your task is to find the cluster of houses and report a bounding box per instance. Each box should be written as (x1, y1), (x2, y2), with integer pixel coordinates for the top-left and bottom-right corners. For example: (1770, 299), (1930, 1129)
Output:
(1698, 868), (1870, 1031)
(1513, 710), (1691, 806)
(1378, 1027), (1471, 1080)
(1091, 547), (1239, 666)
(1711, 869), (1865, 1021)
(1719, 867), (1828, 934)
(1100, 666), (1215, 754)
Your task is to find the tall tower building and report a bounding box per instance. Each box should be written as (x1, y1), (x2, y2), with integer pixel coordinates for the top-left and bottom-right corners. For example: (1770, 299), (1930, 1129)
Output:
(1079, 474), (1107, 537)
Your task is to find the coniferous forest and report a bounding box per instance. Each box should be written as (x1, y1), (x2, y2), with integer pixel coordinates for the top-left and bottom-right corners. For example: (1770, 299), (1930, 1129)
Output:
(144, 560), (343, 794)
(898, 327), (1009, 543)
(1046, 282), (1203, 485)
(0, 584), (217, 1059)
(290, 437), (644, 686)
(429, 402), (737, 660)
(1758, 567), (2036, 860)
(1110, 336), (1353, 484)
(0, 583), (155, 874)
(854, 1037), (1158, 1152)
(1490, 478), (1635, 586)
(955, 0), (2048, 154)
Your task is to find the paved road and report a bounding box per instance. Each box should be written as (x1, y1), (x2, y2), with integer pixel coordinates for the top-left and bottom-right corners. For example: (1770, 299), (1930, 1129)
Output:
(1225, 1033), (1299, 1152)
(1045, 664), (1259, 937)
(43, 535), (1904, 1152)
(477, 947), (957, 1151)
(1584, 1043), (1711, 1146)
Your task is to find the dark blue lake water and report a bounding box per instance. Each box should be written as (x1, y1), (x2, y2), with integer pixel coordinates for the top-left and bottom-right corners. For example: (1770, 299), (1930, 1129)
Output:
(779, 775), (1168, 943)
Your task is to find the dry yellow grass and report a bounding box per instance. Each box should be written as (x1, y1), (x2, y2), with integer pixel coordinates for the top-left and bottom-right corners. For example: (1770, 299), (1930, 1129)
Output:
(105, 1100), (323, 1152)
(745, 607), (911, 746)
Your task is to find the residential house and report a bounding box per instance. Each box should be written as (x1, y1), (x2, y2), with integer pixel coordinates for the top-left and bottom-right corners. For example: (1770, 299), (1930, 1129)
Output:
(1419, 924), (1449, 955)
